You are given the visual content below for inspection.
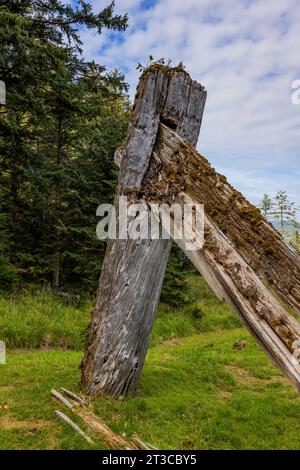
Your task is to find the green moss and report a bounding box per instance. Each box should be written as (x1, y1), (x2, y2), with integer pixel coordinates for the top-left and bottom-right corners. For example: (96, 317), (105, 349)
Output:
(261, 240), (276, 256)
(142, 63), (189, 79)
(219, 175), (227, 184)
(241, 206), (263, 226)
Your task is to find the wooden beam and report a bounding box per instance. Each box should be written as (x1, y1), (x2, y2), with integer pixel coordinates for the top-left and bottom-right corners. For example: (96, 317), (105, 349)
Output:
(55, 410), (94, 445)
(81, 67), (207, 397)
(52, 388), (138, 449)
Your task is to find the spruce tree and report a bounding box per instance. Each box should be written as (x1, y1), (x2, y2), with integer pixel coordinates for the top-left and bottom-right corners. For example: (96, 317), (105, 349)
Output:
(260, 193), (273, 219)
(0, 1), (129, 290)
(272, 190), (296, 232)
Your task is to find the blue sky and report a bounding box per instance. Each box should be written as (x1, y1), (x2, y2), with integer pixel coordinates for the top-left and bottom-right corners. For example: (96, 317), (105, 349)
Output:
(77, 0), (300, 214)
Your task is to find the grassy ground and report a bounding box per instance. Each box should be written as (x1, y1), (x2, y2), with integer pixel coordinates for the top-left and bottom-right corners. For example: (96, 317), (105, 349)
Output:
(0, 277), (240, 350)
(1, 277), (300, 450)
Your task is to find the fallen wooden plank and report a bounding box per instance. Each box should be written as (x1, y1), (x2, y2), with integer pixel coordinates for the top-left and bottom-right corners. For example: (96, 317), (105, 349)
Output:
(75, 407), (137, 450)
(55, 410), (94, 445)
(52, 388), (138, 450)
(61, 387), (86, 406)
(142, 123), (300, 315)
(51, 389), (73, 410)
(132, 436), (158, 450)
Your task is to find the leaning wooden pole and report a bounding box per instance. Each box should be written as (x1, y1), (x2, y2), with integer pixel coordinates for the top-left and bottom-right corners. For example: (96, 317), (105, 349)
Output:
(81, 67), (207, 396)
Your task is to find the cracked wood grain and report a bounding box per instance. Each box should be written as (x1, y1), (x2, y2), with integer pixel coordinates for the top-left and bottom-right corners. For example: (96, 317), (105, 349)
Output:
(81, 68), (207, 397)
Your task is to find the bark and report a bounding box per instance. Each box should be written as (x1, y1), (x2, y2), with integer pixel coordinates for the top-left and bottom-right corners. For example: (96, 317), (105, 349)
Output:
(81, 67), (207, 396)
(52, 250), (60, 290)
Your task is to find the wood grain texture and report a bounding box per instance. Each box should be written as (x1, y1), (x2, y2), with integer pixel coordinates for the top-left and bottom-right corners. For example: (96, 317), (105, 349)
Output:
(81, 68), (207, 397)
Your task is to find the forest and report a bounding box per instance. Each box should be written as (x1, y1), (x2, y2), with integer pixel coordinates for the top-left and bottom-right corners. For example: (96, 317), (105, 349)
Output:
(0, 0), (190, 305)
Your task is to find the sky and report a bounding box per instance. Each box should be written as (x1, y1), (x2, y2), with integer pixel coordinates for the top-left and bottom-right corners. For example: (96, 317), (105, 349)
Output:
(77, 0), (300, 214)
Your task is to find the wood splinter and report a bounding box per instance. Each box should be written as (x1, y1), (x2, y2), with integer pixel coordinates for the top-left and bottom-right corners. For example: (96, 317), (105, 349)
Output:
(55, 410), (94, 445)
(51, 388), (148, 450)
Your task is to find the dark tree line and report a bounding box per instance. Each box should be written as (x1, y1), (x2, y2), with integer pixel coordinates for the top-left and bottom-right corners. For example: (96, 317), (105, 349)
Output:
(0, 0), (190, 304)
(0, 0), (130, 291)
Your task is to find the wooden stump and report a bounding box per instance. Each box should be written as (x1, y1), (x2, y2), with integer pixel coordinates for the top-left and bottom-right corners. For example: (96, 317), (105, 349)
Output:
(81, 67), (207, 396)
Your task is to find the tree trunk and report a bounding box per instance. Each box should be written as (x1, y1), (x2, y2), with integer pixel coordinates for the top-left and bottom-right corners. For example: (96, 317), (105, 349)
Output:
(52, 115), (64, 290)
(52, 250), (60, 290)
(81, 68), (207, 396)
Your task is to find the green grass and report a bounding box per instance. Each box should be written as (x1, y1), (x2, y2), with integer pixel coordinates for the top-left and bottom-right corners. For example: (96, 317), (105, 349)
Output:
(151, 276), (240, 346)
(0, 350), (101, 450)
(0, 290), (91, 349)
(1, 330), (300, 450)
(0, 277), (240, 350)
(1, 276), (300, 450)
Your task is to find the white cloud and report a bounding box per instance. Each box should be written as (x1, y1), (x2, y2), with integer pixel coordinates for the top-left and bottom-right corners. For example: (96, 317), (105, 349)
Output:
(82, 0), (300, 212)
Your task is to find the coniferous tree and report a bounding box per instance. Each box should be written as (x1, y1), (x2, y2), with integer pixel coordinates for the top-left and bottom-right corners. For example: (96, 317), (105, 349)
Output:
(272, 190), (296, 232)
(0, 0), (129, 290)
(0, 1), (193, 304)
(260, 193), (273, 219)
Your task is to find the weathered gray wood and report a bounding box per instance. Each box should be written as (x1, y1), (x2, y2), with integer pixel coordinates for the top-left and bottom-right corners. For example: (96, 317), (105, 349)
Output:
(81, 67), (207, 397)
(143, 124), (300, 314)
(60, 387), (86, 406)
(165, 194), (300, 391)
(55, 410), (94, 445)
(53, 388), (137, 449)
(51, 389), (74, 410)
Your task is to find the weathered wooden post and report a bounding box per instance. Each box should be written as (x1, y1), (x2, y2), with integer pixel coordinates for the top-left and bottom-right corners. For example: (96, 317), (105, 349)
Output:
(81, 66), (207, 396)
(145, 124), (300, 315)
